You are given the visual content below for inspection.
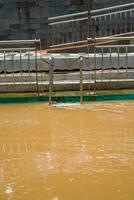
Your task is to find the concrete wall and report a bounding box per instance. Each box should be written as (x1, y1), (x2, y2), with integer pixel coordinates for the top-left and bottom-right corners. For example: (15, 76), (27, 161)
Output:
(0, 0), (87, 48)
(0, 52), (133, 92)
(93, 0), (134, 9)
(0, 53), (134, 72)
(0, 0), (133, 48)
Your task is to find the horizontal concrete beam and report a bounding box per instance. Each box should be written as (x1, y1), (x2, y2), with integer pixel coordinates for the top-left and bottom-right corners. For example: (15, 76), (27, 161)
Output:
(0, 70), (133, 83)
(0, 53), (134, 72)
(0, 79), (133, 92)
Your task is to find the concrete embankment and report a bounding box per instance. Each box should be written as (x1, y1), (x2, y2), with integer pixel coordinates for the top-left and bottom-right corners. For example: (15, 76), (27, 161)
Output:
(0, 53), (134, 92)
(0, 53), (134, 72)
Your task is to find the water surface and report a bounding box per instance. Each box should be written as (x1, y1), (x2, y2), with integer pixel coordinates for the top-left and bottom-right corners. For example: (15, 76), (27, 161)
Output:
(0, 101), (134, 200)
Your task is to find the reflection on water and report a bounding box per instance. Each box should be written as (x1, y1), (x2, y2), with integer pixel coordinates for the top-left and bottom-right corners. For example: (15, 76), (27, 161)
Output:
(0, 101), (134, 200)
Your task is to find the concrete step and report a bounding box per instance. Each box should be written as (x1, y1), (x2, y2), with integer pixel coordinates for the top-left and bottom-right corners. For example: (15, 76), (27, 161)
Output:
(0, 78), (133, 85)
(0, 69), (133, 83)
(0, 79), (134, 93)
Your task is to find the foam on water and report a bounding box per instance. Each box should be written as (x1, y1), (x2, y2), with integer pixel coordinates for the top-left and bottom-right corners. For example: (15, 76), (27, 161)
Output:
(5, 185), (13, 194)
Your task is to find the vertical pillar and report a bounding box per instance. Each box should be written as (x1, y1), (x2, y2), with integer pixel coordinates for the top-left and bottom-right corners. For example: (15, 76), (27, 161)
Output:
(49, 57), (54, 105)
(101, 48), (104, 82)
(20, 50), (23, 84)
(79, 56), (83, 104)
(28, 50), (31, 84)
(35, 48), (40, 96)
(109, 47), (112, 81)
(94, 44), (96, 94)
(125, 46), (128, 79)
(117, 47), (120, 81)
(12, 50), (15, 85)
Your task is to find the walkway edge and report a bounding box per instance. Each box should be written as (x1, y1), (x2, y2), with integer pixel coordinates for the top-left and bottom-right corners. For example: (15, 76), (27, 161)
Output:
(0, 93), (134, 104)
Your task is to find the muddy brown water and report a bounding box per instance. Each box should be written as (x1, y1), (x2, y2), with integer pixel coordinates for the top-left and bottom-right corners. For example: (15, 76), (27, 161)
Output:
(0, 101), (134, 200)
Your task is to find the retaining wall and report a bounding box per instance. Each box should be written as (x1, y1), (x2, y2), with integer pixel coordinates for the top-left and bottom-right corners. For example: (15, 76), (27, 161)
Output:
(0, 53), (134, 72)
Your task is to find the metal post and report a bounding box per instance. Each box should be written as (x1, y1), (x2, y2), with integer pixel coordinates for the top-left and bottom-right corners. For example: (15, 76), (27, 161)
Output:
(72, 21), (75, 42)
(130, 11), (133, 32)
(28, 50), (31, 84)
(110, 14), (112, 36)
(87, 3), (91, 38)
(79, 56), (83, 104)
(3, 51), (6, 80)
(52, 26), (54, 46)
(125, 11), (127, 32)
(125, 46), (128, 79)
(39, 40), (44, 94)
(109, 47), (112, 81)
(115, 14), (117, 35)
(76, 20), (79, 42)
(57, 24), (59, 45)
(117, 47), (120, 81)
(87, 41), (91, 94)
(35, 48), (40, 96)
(101, 48), (104, 82)
(104, 15), (107, 36)
(12, 50), (15, 85)
(61, 23), (63, 44)
(20, 50), (23, 84)
(49, 57), (54, 105)
(94, 45), (96, 94)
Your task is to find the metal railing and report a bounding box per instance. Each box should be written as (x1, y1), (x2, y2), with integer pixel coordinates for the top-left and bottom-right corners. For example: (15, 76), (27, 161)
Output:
(0, 39), (43, 96)
(48, 55), (85, 104)
(47, 36), (134, 104)
(48, 2), (134, 48)
(0, 37), (133, 104)
(86, 36), (134, 99)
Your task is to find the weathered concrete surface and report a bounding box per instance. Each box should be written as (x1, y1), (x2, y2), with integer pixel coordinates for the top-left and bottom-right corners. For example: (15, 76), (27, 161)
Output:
(0, 70), (134, 92)
(42, 53), (134, 71)
(0, 70), (133, 83)
(0, 79), (134, 92)
(0, 53), (134, 72)
(0, 53), (134, 92)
